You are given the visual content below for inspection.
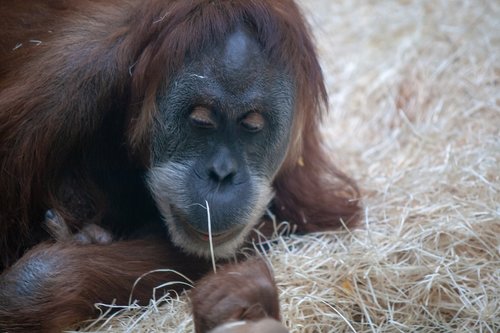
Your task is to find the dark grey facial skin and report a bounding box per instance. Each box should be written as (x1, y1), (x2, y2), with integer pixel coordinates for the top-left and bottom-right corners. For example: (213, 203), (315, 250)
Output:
(147, 27), (295, 258)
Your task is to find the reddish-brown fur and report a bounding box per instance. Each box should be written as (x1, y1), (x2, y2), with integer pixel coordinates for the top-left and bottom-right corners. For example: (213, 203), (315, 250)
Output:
(0, 0), (360, 331)
(0, 238), (210, 331)
(191, 258), (281, 333)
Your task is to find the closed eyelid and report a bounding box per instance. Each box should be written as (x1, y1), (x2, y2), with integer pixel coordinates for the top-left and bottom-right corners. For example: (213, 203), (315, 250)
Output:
(189, 106), (216, 128)
(240, 111), (265, 132)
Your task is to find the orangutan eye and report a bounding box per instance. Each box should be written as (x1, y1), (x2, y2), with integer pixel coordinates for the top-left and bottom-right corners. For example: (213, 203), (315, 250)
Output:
(240, 111), (265, 133)
(189, 106), (216, 129)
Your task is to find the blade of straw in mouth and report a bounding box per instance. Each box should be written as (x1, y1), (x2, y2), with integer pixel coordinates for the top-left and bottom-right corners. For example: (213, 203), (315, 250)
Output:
(205, 200), (217, 273)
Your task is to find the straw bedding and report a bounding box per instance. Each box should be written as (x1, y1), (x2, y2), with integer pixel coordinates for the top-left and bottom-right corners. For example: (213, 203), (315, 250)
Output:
(76, 0), (500, 332)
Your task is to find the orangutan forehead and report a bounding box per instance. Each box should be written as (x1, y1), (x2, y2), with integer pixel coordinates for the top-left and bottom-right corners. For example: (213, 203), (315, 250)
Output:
(166, 27), (289, 104)
(201, 26), (271, 84)
(221, 28), (262, 71)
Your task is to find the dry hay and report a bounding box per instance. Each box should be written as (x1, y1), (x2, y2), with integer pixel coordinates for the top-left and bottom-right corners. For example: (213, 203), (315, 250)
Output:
(75, 0), (500, 332)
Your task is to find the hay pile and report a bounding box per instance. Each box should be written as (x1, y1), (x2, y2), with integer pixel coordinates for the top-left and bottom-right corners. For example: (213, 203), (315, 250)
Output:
(76, 0), (499, 332)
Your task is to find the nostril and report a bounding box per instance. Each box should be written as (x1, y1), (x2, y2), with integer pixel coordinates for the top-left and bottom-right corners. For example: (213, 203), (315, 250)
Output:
(208, 162), (237, 183)
(207, 147), (239, 183)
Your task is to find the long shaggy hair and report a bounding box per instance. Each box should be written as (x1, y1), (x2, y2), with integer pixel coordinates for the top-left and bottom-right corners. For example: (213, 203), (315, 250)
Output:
(0, 0), (360, 269)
